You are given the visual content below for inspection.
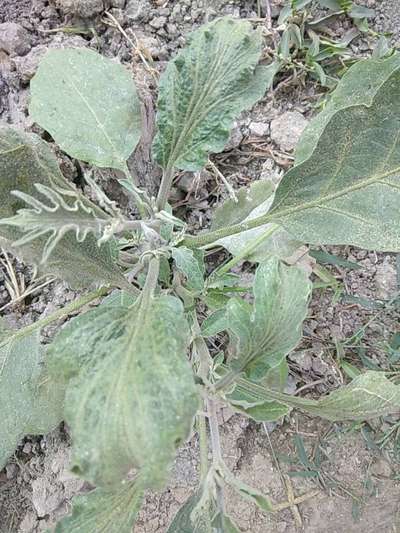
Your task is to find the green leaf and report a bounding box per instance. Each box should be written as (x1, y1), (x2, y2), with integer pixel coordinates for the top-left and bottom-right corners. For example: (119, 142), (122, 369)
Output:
(153, 17), (269, 172)
(0, 127), (130, 290)
(201, 309), (229, 338)
(167, 490), (216, 533)
(227, 387), (290, 422)
(226, 257), (311, 380)
(55, 481), (143, 533)
(48, 296), (199, 487)
(0, 329), (64, 470)
(212, 513), (241, 533)
(172, 246), (205, 292)
(270, 67), (400, 251)
(220, 465), (274, 513)
(30, 48), (142, 172)
(236, 371), (400, 421)
(295, 53), (400, 164)
(213, 181), (301, 262)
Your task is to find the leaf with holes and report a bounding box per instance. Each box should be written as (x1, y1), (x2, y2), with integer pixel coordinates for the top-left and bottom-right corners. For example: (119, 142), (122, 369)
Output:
(30, 48), (142, 172)
(0, 127), (129, 290)
(48, 295), (199, 487)
(152, 17), (271, 172)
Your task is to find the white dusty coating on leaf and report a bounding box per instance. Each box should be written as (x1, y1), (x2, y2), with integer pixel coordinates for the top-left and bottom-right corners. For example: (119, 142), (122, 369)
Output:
(29, 48), (142, 171)
(48, 295), (199, 488)
(152, 16), (271, 172)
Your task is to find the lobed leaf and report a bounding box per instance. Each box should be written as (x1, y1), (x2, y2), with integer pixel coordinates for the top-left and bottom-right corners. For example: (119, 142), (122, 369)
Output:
(269, 67), (400, 251)
(295, 53), (400, 164)
(152, 17), (270, 172)
(0, 328), (64, 470)
(48, 296), (199, 487)
(226, 257), (311, 381)
(55, 481), (143, 533)
(0, 127), (129, 290)
(30, 48), (142, 172)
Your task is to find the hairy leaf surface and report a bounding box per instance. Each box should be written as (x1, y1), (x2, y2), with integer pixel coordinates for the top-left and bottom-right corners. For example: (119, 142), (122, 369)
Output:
(213, 181), (301, 262)
(48, 296), (199, 487)
(0, 328), (64, 470)
(153, 17), (270, 171)
(269, 68), (400, 251)
(235, 371), (400, 421)
(296, 54), (400, 164)
(226, 257), (311, 380)
(172, 246), (204, 292)
(55, 481), (143, 533)
(0, 127), (129, 290)
(30, 48), (142, 171)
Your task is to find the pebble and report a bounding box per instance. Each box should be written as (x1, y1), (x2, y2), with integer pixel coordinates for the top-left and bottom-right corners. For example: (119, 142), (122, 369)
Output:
(375, 256), (398, 300)
(0, 22), (31, 56)
(270, 110), (308, 152)
(149, 16), (167, 30)
(249, 121), (269, 137)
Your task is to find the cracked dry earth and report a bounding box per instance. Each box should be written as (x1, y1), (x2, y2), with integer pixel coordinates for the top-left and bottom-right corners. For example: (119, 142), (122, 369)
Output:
(0, 0), (400, 532)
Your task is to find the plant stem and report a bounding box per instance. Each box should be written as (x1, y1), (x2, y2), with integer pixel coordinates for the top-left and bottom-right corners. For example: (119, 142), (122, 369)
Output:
(211, 224), (279, 277)
(156, 167), (175, 211)
(140, 256), (160, 309)
(0, 286), (110, 349)
(197, 412), (209, 483)
(207, 398), (226, 513)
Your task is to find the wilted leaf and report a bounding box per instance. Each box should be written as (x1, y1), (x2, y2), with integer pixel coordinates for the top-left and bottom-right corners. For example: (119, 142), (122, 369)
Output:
(0, 329), (64, 470)
(153, 17), (270, 172)
(30, 48), (142, 171)
(48, 296), (199, 487)
(0, 127), (129, 290)
(226, 257), (311, 380)
(295, 53), (400, 164)
(269, 68), (400, 251)
(172, 246), (204, 292)
(213, 181), (301, 262)
(236, 371), (400, 421)
(55, 481), (143, 533)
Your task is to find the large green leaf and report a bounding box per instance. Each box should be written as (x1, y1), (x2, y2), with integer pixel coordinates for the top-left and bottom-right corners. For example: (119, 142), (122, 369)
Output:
(226, 257), (311, 381)
(48, 296), (199, 487)
(152, 17), (270, 172)
(0, 328), (64, 470)
(268, 68), (400, 251)
(213, 181), (301, 262)
(234, 371), (400, 421)
(30, 48), (142, 171)
(0, 127), (129, 290)
(295, 53), (400, 164)
(55, 481), (143, 533)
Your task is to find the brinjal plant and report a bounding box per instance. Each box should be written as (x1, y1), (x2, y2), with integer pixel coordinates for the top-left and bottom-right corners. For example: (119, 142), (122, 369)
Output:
(1, 16), (400, 532)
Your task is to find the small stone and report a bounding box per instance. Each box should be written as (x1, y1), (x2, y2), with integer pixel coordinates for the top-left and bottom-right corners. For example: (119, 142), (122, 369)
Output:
(149, 16), (167, 29)
(23, 442), (32, 454)
(126, 0), (149, 20)
(375, 256), (398, 300)
(249, 121), (269, 137)
(0, 22), (31, 56)
(270, 110), (308, 152)
(111, 0), (126, 7)
(370, 457), (392, 478)
(5, 463), (17, 479)
(224, 122), (243, 150)
(54, 0), (107, 17)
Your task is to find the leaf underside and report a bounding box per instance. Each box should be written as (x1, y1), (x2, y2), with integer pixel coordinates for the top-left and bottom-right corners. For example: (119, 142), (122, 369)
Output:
(0, 127), (128, 290)
(269, 68), (400, 251)
(55, 481), (143, 533)
(152, 16), (270, 171)
(29, 48), (142, 171)
(0, 329), (64, 470)
(48, 296), (199, 488)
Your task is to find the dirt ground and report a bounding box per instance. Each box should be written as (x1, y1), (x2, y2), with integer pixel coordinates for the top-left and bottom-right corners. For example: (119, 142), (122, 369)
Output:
(0, 0), (399, 532)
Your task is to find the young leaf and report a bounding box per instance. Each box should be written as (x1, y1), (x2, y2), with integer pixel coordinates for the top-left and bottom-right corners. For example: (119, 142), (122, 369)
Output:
(295, 53), (400, 164)
(172, 246), (205, 292)
(30, 48), (142, 172)
(167, 491), (215, 533)
(213, 181), (300, 262)
(153, 17), (270, 172)
(212, 513), (241, 532)
(0, 127), (129, 290)
(270, 68), (400, 251)
(55, 481), (143, 533)
(0, 329), (64, 470)
(48, 296), (199, 487)
(226, 257), (311, 381)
